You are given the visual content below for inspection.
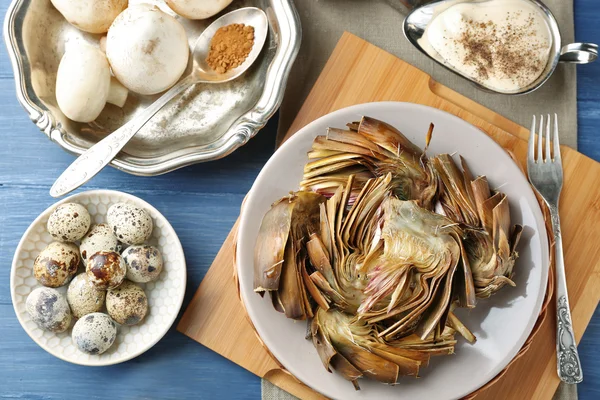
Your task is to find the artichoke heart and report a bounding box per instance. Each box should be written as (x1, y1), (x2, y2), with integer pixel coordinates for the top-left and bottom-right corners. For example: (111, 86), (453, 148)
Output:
(362, 198), (474, 340)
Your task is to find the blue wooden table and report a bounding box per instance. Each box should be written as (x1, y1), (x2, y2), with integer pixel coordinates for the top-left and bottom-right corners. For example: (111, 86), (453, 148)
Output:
(1, 1), (598, 399)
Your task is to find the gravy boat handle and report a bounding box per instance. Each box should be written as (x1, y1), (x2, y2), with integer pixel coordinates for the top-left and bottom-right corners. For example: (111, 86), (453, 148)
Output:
(559, 43), (598, 64)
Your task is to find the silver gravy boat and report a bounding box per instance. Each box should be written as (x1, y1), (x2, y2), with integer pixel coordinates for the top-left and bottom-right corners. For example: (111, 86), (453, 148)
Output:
(401, 0), (598, 95)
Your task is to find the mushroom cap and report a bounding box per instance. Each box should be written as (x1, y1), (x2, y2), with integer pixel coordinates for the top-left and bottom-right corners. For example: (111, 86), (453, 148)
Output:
(56, 45), (111, 123)
(51, 0), (127, 34)
(166, 0), (234, 20)
(106, 4), (190, 95)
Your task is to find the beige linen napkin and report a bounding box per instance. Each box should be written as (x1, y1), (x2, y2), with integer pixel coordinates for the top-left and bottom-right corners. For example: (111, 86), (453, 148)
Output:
(266, 0), (579, 398)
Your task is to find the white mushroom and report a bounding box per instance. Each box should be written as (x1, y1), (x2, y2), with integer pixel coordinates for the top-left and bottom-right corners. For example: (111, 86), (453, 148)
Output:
(166, 0), (233, 20)
(106, 4), (190, 95)
(56, 44), (128, 123)
(51, 0), (128, 34)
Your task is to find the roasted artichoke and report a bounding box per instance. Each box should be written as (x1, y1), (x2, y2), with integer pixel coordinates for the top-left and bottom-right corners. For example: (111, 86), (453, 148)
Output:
(254, 117), (522, 389)
(301, 116), (438, 210)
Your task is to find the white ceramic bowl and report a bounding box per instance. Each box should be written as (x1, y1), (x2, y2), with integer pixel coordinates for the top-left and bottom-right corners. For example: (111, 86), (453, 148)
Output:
(237, 102), (549, 400)
(11, 190), (186, 366)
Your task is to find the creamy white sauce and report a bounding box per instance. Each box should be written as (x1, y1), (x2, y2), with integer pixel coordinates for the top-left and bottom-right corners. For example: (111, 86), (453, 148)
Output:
(423, 0), (553, 92)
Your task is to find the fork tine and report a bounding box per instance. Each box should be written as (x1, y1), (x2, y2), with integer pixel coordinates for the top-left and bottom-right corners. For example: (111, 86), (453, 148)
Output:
(553, 113), (561, 163)
(537, 115), (544, 162)
(545, 114), (551, 162)
(529, 115), (536, 162)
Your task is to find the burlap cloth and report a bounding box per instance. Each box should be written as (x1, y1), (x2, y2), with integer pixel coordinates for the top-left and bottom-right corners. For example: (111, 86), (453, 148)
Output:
(265, 0), (579, 398)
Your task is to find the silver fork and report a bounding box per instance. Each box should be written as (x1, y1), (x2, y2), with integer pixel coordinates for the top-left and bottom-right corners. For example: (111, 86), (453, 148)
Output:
(527, 114), (583, 384)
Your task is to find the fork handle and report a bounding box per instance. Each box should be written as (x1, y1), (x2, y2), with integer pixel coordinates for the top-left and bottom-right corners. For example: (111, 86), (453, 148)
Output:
(550, 203), (583, 384)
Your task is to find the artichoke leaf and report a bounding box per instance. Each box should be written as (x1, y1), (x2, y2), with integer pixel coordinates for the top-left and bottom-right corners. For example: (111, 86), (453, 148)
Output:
(326, 127), (393, 158)
(453, 234), (477, 308)
(277, 240), (308, 320)
(358, 116), (424, 158)
(310, 271), (350, 311)
(254, 196), (296, 293)
(432, 154), (479, 227)
(447, 311), (476, 344)
(414, 256), (459, 340)
(306, 233), (338, 289)
(301, 257), (330, 311)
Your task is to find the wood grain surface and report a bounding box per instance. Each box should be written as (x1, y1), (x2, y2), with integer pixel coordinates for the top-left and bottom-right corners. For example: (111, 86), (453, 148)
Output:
(1, 1), (599, 399)
(177, 32), (600, 400)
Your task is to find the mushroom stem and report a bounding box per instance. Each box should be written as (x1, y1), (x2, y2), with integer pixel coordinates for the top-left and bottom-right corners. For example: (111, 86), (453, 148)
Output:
(107, 77), (128, 108)
(99, 36), (107, 53)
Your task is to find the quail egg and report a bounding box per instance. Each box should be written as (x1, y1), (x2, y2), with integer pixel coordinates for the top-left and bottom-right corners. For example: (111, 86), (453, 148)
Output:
(80, 223), (120, 262)
(72, 313), (117, 355)
(47, 203), (91, 242)
(106, 280), (148, 326)
(107, 203), (153, 245)
(26, 287), (72, 332)
(67, 273), (106, 318)
(122, 245), (163, 283)
(34, 241), (80, 287)
(86, 251), (126, 290)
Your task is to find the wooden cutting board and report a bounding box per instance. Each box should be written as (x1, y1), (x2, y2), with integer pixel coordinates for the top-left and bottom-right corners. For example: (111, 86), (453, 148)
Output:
(178, 33), (600, 399)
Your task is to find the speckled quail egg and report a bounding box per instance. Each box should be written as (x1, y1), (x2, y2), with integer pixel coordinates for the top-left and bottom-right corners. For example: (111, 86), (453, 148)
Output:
(107, 203), (153, 245)
(26, 287), (72, 332)
(72, 313), (117, 355)
(47, 203), (91, 242)
(80, 223), (120, 262)
(122, 245), (163, 283)
(67, 273), (106, 318)
(106, 280), (148, 326)
(86, 251), (126, 290)
(34, 241), (80, 287)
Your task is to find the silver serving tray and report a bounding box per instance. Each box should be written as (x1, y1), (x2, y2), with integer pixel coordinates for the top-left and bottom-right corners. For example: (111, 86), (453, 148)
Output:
(4, 0), (300, 175)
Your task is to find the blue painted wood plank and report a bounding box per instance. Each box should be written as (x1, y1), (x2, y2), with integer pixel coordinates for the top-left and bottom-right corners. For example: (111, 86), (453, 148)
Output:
(0, 1), (598, 399)
(0, 305), (261, 400)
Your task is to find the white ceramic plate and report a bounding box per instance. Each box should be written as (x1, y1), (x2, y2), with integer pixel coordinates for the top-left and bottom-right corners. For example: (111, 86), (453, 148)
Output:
(237, 102), (549, 400)
(11, 190), (186, 366)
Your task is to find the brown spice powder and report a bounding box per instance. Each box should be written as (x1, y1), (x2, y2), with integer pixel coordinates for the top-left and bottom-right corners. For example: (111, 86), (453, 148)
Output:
(206, 23), (255, 74)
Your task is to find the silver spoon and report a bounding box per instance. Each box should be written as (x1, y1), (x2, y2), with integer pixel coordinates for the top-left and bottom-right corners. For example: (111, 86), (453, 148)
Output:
(404, 0), (597, 95)
(50, 7), (269, 198)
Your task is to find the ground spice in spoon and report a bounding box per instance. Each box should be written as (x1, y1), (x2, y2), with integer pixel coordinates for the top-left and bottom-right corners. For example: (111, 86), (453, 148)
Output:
(206, 23), (255, 74)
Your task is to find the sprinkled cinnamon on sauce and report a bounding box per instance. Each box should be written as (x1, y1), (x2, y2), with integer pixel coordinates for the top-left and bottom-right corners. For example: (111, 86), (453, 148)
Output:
(424, 0), (553, 92)
(456, 13), (547, 87)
